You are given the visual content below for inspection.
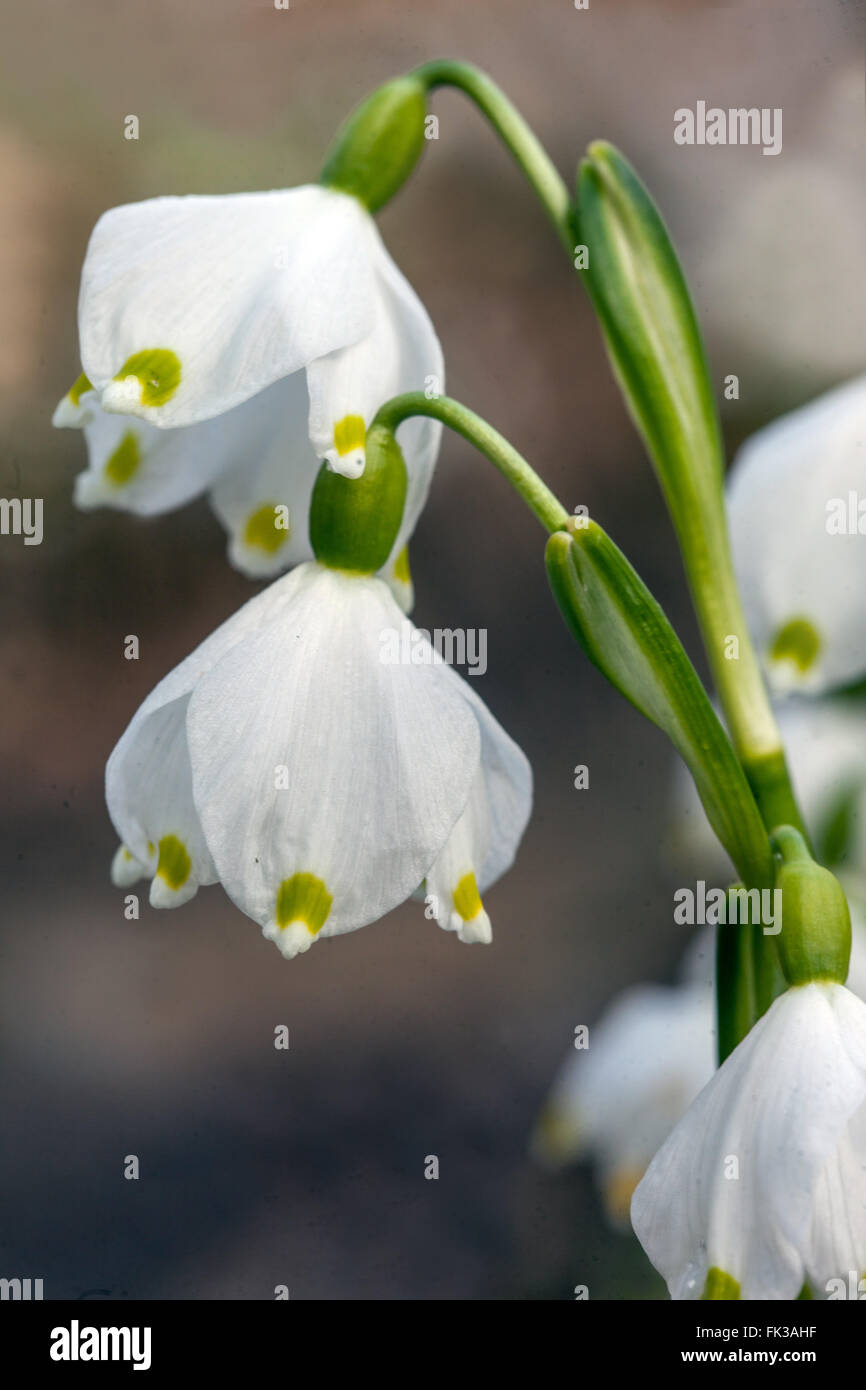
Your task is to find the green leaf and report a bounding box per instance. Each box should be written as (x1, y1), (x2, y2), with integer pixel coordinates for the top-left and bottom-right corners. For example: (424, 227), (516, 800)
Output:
(575, 141), (724, 534)
(546, 523), (773, 890)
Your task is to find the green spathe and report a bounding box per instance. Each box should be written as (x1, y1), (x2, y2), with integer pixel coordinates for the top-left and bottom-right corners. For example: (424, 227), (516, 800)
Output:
(309, 423), (407, 573)
(545, 522), (773, 893)
(772, 826), (851, 985)
(320, 76), (428, 213)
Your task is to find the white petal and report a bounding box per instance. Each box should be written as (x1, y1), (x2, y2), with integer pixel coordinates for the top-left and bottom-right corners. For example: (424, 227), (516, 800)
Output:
(110, 842), (149, 887)
(208, 371), (316, 578)
(425, 676), (531, 943)
(53, 380), (97, 429)
(533, 982), (714, 1214)
(631, 983), (866, 1300)
(381, 545), (414, 615)
(73, 381), (292, 516)
(728, 376), (866, 694)
(106, 577), (299, 905)
(107, 697), (213, 908)
(806, 1104), (866, 1297)
(79, 186), (374, 428)
(185, 565), (482, 951)
(306, 220), (443, 493)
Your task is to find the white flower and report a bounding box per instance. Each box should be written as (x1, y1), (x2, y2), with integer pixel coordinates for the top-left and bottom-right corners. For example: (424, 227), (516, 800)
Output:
(532, 955), (715, 1225)
(53, 185), (442, 580)
(728, 376), (866, 695)
(107, 562), (531, 958)
(631, 981), (866, 1300)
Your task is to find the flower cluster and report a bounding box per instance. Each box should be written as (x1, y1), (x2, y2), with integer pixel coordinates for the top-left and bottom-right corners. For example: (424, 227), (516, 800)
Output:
(57, 152), (531, 957)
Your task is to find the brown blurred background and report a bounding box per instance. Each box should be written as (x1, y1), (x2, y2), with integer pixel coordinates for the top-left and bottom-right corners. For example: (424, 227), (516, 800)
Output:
(0, 0), (863, 1300)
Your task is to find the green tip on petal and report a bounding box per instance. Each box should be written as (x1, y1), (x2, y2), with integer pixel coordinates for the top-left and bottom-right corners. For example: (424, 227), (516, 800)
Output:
(114, 348), (182, 407)
(156, 834), (191, 891)
(769, 617), (822, 675)
(69, 371), (93, 405)
(103, 430), (140, 486)
(393, 545), (411, 585)
(333, 414), (366, 459)
(275, 872), (333, 936)
(453, 872), (484, 922)
(244, 503), (289, 554)
(701, 1267), (740, 1300)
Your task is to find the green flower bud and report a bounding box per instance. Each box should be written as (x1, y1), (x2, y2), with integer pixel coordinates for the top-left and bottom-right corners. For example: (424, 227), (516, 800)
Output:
(772, 826), (851, 986)
(309, 423), (407, 574)
(320, 76), (427, 213)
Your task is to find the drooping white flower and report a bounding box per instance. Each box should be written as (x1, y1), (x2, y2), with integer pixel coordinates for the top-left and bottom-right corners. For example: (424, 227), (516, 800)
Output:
(728, 376), (866, 695)
(631, 981), (866, 1300)
(532, 953), (715, 1225)
(107, 562), (531, 957)
(53, 184), (443, 581)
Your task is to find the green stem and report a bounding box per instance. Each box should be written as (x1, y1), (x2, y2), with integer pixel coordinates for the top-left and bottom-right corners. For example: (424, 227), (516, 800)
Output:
(373, 392), (570, 534)
(413, 59), (574, 256)
(674, 495), (809, 842)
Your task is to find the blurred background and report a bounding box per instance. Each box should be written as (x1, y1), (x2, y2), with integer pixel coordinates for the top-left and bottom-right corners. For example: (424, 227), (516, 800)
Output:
(0, 0), (864, 1300)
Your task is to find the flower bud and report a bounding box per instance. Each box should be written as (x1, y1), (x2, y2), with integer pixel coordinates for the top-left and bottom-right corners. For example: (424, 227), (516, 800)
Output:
(309, 422), (407, 574)
(320, 76), (428, 213)
(772, 826), (851, 986)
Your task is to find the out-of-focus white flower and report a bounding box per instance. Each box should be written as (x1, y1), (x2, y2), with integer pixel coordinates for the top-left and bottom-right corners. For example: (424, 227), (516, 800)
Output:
(532, 954), (715, 1226)
(631, 981), (866, 1300)
(108, 562), (531, 958)
(728, 376), (866, 696)
(669, 696), (866, 881)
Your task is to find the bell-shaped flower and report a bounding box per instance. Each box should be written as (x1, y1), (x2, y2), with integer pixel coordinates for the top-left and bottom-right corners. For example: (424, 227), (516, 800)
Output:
(106, 562), (531, 956)
(631, 980), (866, 1299)
(53, 183), (443, 584)
(728, 375), (866, 695)
(532, 950), (715, 1226)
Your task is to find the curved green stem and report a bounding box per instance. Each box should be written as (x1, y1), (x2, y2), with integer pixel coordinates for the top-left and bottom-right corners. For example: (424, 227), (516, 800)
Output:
(413, 59), (574, 256)
(373, 392), (570, 534)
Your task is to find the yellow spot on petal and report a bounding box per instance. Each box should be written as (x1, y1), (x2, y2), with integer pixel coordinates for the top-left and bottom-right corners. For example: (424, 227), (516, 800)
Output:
(333, 414), (366, 457)
(103, 430), (140, 486)
(244, 502), (289, 554)
(602, 1165), (644, 1226)
(702, 1267), (741, 1301)
(393, 545), (411, 585)
(114, 348), (181, 407)
(769, 617), (821, 674)
(69, 371), (93, 405)
(275, 872), (333, 935)
(453, 872), (483, 922)
(156, 834), (191, 891)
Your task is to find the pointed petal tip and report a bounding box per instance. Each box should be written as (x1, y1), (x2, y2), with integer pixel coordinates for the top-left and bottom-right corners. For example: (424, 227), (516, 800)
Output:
(263, 920), (317, 960)
(110, 843), (149, 888)
(325, 448), (366, 480)
(148, 872), (198, 910)
(456, 910), (492, 945)
(52, 395), (91, 429)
